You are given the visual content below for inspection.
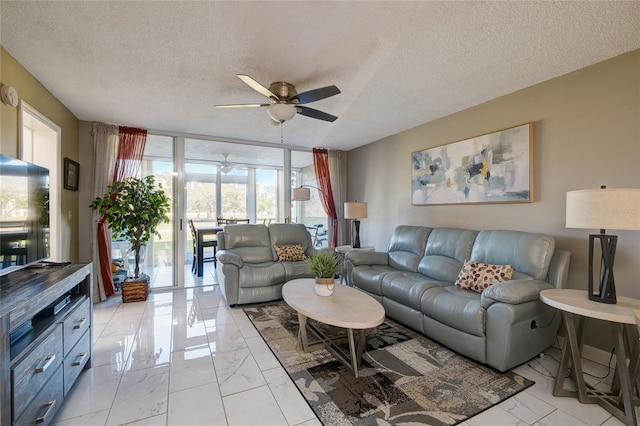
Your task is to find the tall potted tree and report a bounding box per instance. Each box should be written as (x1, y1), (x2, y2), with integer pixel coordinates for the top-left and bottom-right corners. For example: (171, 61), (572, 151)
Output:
(90, 175), (170, 301)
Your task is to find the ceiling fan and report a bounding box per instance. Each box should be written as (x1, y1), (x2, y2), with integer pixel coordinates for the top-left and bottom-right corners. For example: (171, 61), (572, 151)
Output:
(215, 74), (341, 125)
(216, 153), (234, 174)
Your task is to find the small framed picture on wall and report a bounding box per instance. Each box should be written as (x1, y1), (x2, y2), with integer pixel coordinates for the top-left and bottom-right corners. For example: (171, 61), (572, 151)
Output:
(64, 158), (79, 191)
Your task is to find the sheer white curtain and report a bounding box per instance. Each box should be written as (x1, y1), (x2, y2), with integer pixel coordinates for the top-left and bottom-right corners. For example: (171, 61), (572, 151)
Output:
(90, 123), (119, 302)
(328, 150), (347, 246)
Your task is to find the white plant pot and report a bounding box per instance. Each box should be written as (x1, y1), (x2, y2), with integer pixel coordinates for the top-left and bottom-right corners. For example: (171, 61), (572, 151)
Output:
(314, 278), (335, 296)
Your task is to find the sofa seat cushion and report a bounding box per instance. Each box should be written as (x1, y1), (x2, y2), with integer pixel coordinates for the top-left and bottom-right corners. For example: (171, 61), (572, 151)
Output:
(238, 262), (286, 288)
(420, 286), (485, 337)
(381, 271), (448, 311)
(352, 265), (397, 296)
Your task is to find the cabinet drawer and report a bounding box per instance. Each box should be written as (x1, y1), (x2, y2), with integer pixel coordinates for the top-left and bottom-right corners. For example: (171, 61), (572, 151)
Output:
(63, 297), (90, 357)
(63, 328), (90, 396)
(12, 324), (63, 419)
(13, 367), (63, 426)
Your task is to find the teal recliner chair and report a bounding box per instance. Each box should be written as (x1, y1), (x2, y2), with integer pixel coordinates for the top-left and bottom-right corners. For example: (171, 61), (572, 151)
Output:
(216, 223), (319, 306)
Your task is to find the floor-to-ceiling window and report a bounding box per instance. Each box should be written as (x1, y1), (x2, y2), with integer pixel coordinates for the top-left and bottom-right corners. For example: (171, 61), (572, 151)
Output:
(257, 169), (277, 224)
(184, 139), (287, 224)
(110, 133), (328, 289)
(220, 168), (248, 220)
(139, 134), (175, 289)
(291, 151), (329, 249)
(20, 102), (61, 261)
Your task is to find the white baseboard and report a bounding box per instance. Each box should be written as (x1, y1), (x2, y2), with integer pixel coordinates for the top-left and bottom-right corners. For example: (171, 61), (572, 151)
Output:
(582, 343), (616, 368)
(553, 336), (616, 368)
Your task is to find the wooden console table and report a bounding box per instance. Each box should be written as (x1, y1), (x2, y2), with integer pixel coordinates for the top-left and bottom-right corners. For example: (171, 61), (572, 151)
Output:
(0, 263), (93, 426)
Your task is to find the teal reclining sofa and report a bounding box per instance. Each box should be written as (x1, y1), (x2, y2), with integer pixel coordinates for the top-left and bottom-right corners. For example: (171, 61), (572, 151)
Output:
(346, 225), (571, 372)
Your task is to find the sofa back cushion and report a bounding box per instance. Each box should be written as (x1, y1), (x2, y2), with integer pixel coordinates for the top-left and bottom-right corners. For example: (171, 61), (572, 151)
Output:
(387, 226), (432, 272)
(470, 230), (555, 280)
(418, 228), (478, 282)
(268, 223), (313, 260)
(220, 224), (273, 263)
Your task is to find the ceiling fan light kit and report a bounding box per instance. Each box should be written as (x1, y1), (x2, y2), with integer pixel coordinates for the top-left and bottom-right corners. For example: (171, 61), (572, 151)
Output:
(219, 153), (234, 174)
(268, 103), (297, 122)
(215, 74), (340, 126)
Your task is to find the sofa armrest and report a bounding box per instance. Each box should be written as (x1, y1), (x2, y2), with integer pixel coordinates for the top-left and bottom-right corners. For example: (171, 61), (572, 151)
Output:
(547, 249), (571, 289)
(481, 279), (553, 308)
(217, 250), (243, 268)
(346, 251), (389, 266)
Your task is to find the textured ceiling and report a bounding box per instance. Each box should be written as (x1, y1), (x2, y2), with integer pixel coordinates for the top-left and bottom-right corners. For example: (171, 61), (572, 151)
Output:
(1, 1), (639, 151)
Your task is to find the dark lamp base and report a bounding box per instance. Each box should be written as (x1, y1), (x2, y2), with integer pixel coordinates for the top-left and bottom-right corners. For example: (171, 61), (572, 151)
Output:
(353, 219), (361, 248)
(588, 234), (617, 304)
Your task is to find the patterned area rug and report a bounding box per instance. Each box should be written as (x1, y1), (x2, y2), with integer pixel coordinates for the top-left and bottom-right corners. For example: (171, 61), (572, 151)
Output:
(244, 302), (534, 426)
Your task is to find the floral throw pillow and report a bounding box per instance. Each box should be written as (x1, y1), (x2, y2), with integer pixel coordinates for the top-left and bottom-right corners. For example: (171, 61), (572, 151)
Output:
(454, 260), (514, 293)
(274, 244), (307, 262)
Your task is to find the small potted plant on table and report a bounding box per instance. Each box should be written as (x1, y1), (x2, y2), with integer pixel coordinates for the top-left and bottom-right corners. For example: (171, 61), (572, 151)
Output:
(90, 176), (170, 302)
(306, 250), (340, 296)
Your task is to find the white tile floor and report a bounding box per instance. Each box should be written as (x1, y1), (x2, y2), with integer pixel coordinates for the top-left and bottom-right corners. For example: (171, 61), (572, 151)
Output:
(52, 278), (629, 425)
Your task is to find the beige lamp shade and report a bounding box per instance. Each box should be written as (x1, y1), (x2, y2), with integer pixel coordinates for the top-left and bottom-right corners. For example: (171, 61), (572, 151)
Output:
(292, 187), (311, 201)
(566, 188), (640, 231)
(344, 202), (368, 219)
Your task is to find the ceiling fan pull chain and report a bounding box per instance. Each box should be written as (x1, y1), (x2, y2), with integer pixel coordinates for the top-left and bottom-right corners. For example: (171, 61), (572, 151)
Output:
(280, 121), (284, 144)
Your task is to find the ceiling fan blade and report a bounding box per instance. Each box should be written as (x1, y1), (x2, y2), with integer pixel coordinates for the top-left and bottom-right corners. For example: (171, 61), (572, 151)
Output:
(289, 85), (341, 104)
(296, 106), (338, 122)
(237, 74), (280, 100)
(214, 103), (270, 108)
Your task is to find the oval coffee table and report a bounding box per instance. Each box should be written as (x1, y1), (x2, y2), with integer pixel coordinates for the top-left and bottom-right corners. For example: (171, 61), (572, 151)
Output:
(282, 278), (385, 378)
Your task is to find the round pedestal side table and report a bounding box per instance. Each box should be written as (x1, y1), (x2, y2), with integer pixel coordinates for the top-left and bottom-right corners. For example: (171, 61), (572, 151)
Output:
(540, 288), (640, 426)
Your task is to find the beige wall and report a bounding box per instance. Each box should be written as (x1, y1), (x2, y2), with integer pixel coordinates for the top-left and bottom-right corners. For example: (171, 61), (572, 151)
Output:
(347, 49), (640, 351)
(0, 47), (80, 262)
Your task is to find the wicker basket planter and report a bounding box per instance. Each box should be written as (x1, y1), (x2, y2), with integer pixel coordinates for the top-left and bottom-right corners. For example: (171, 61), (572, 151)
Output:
(121, 274), (149, 303)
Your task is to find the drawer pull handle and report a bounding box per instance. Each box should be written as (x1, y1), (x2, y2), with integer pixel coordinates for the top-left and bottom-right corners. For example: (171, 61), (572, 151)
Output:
(73, 317), (87, 329)
(35, 399), (56, 424)
(35, 354), (56, 373)
(72, 351), (87, 366)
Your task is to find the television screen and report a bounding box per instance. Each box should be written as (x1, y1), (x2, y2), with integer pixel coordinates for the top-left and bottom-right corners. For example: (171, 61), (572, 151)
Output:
(0, 154), (50, 275)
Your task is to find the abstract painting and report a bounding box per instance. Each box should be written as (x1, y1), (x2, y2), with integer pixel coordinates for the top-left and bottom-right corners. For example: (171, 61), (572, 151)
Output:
(412, 123), (533, 205)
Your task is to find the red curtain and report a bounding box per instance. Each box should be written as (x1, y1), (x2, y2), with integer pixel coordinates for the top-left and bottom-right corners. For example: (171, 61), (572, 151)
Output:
(312, 148), (338, 248)
(97, 222), (115, 296)
(97, 127), (148, 296)
(115, 127), (147, 180)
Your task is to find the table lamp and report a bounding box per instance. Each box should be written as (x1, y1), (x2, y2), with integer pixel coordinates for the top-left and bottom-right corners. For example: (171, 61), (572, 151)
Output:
(566, 187), (640, 304)
(344, 201), (367, 248)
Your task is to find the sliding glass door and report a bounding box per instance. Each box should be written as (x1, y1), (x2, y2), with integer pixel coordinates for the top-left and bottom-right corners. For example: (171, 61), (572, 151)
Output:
(138, 135), (175, 289)
(291, 151), (329, 249)
(112, 133), (327, 289)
